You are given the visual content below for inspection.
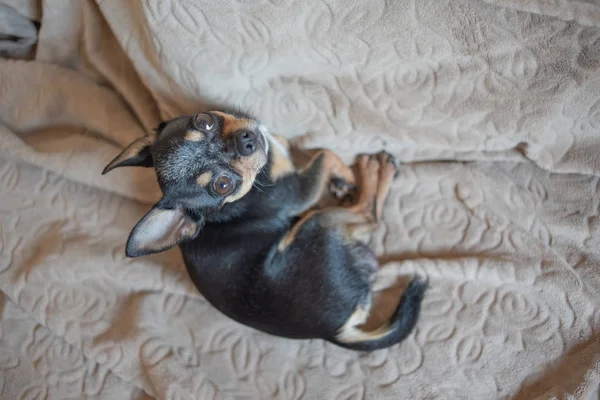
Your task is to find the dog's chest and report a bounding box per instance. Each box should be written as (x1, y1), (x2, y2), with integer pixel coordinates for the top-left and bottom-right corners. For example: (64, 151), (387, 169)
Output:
(268, 135), (295, 181)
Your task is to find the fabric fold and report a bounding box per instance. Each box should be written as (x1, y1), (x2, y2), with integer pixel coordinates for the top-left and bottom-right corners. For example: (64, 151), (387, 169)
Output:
(1, 0), (600, 398)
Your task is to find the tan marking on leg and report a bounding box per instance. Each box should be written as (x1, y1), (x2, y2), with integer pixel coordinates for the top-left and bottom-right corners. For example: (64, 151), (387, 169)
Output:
(273, 134), (290, 151)
(335, 299), (392, 343)
(185, 130), (205, 142)
(277, 210), (319, 252)
(337, 323), (391, 343)
(324, 154), (384, 244)
(343, 303), (370, 327)
(349, 154), (380, 219)
(345, 222), (378, 243)
(302, 150), (355, 187)
(374, 152), (397, 222)
(292, 150), (357, 215)
(197, 171), (213, 187)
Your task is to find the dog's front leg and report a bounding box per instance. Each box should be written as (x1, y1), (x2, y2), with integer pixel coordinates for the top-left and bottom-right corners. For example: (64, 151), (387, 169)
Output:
(285, 150), (356, 217)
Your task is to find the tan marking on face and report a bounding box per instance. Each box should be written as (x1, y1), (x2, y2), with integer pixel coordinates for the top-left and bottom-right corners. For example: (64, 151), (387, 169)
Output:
(212, 110), (256, 138)
(277, 210), (319, 251)
(185, 130), (204, 142)
(197, 171), (213, 187)
(223, 151), (268, 204)
(205, 111), (267, 204)
(269, 136), (295, 181)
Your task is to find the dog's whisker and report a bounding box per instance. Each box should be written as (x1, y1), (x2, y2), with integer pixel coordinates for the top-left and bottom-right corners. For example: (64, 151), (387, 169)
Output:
(254, 177), (275, 188)
(252, 181), (269, 196)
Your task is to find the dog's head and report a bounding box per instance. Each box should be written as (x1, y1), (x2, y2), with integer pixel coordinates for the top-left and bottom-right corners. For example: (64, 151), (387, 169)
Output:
(103, 111), (270, 257)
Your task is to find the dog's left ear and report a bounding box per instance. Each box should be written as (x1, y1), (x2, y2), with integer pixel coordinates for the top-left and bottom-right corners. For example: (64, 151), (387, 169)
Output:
(125, 202), (204, 258)
(102, 134), (156, 175)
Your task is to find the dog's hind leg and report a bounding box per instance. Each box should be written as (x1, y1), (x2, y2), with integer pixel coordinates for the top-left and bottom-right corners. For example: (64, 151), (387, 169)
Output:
(345, 151), (398, 241)
(332, 153), (426, 351)
(278, 151), (397, 251)
(285, 149), (356, 217)
(373, 151), (398, 222)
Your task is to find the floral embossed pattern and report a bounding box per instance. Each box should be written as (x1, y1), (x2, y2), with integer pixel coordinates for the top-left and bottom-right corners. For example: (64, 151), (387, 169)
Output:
(1, 0), (600, 398)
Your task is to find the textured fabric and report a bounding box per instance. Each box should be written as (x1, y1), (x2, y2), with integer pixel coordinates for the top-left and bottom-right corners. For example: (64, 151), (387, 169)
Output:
(0, 3), (38, 59)
(1, 0), (600, 398)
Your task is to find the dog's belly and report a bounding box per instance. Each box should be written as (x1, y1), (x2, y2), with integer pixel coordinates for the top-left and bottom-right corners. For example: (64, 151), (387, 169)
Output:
(179, 218), (375, 340)
(180, 245), (320, 339)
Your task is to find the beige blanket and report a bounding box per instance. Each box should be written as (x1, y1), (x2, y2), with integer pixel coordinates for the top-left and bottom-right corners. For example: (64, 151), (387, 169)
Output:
(1, 0), (600, 399)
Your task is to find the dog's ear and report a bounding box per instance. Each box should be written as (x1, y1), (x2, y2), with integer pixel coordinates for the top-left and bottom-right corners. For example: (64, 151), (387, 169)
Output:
(102, 134), (156, 175)
(125, 202), (204, 257)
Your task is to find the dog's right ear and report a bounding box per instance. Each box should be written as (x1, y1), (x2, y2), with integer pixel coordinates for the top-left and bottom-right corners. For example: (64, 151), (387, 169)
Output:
(102, 134), (157, 175)
(125, 201), (204, 258)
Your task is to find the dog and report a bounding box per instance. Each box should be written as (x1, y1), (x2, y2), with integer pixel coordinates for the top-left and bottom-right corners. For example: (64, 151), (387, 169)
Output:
(102, 109), (427, 351)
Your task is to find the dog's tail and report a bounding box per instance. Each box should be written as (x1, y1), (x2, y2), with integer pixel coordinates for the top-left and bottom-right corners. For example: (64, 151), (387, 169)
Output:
(330, 277), (428, 352)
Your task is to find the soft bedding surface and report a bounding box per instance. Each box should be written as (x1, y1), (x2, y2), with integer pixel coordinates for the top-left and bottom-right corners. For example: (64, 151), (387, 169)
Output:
(0, 0), (600, 399)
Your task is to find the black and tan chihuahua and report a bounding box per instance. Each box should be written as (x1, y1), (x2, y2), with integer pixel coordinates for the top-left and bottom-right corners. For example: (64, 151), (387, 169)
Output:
(102, 110), (427, 351)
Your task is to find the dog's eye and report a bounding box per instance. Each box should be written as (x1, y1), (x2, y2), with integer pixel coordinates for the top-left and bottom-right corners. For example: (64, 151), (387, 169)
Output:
(214, 175), (233, 196)
(193, 113), (215, 131)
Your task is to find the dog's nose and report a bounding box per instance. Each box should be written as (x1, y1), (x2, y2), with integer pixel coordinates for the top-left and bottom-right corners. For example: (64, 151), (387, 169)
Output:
(236, 131), (257, 156)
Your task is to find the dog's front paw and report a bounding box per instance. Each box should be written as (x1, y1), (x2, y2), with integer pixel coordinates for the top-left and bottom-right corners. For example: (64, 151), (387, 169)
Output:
(329, 176), (356, 200)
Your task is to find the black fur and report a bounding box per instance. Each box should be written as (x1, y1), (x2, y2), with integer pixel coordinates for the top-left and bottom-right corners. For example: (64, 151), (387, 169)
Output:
(104, 111), (427, 351)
